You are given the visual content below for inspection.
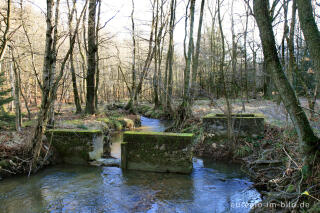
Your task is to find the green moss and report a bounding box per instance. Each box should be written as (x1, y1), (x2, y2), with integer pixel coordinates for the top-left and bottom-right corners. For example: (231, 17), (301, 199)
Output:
(113, 120), (123, 131)
(286, 184), (296, 193)
(22, 120), (36, 127)
(124, 131), (193, 137)
(203, 113), (264, 119)
(45, 128), (103, 164)
(47, 129), (102, 134)
(63, 119), (84, 125)
(97, 117), (111, 123)
(122, 131), (193, 173)
(234, 145), (252, 158)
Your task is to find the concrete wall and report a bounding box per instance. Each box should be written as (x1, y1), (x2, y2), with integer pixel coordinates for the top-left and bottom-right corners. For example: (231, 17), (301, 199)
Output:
(203, 113), (264, 138)
(46, 129), (104, 164)
(121, 131), (193, 174)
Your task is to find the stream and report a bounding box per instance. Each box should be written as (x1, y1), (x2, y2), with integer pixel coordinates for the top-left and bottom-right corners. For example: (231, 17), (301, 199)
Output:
(0, 117), (261, 213)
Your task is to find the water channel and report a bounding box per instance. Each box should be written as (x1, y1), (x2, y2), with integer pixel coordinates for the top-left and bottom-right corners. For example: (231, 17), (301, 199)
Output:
(0, 117), (261, 213)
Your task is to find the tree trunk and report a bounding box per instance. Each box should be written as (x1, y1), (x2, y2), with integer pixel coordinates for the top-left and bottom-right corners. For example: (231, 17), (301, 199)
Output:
(153, 0), (160, 109)
(11, 50), (22, 131)
(94, 0), (101, 110)
(0, 0), (11, 61)
(165, 0), (176, 114)
(177, 0), (195, 124)
(85, 0), (97, 114)
(30, 0), (87, 173)
(253, 0), (319, 167)
(297, 0), (320, 79)
(191, 0), (205, 96)
(218, 0), (233, 147)
(67, 0), (82, 113)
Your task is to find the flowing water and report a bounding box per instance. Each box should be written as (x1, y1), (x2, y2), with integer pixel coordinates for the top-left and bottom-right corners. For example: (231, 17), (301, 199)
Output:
(0, 117), (261, 213)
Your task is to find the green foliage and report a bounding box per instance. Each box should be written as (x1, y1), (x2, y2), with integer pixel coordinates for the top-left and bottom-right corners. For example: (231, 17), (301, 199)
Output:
(286, 184), (296, 193)
(302, 165), (311, 179)
(235, 145), (252, 158)
(0, 71), (12, 107)
(0, 113), (15, 129)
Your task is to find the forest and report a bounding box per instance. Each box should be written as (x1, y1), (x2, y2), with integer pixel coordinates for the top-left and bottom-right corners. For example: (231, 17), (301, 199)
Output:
(0, 0), (319, 212)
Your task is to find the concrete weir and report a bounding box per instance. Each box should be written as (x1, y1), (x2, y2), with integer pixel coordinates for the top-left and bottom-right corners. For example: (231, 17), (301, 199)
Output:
(121, 131), (194, 174)
(46, 129), (104, 164)
(203, 113), (265, 138)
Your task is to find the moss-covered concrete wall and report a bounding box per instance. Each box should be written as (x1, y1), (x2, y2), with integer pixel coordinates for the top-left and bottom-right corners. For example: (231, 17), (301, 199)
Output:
(203, 113), (264, 138)
(121, 131), (193, 174)
(46, 129), (104, 164)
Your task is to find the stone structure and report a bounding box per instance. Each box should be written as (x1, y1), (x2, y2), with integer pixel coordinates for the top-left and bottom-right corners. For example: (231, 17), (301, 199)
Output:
(46, 129), (104, 164)
(121, 131), (193, 174)
(203, 113), (264, 138)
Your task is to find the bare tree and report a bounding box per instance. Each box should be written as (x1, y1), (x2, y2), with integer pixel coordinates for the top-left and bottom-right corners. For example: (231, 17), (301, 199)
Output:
(67, 0), (82, 113)
(164, 0), (177, 113)
(85, 0), (97, 114)
(176, 0), (196, 124)
(253, 0), (320, 168)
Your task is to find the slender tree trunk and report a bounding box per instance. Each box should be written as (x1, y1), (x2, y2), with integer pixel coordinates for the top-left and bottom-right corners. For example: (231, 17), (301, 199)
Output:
(67, 0), (82, 113)
(244, 7), (249, 101)
(218, 0), (232, 147)
(231, 1), (237, 98)
(94, 0), (101, 110)
(125, 1), (159, 111)
(191, 0), (205, 98)
(297, 0), (320, 118)
(177, 0), (195, 123)
(11, 50), (22, 131)
(0, 0), (11, 61)
(47, 0), (61, 128)
(253, 0), (320, 168)
(165, 0), (176, 114)
(153, 0), (160, 109)
(128, 0), (136, 110)
(297, 0), (320, 79)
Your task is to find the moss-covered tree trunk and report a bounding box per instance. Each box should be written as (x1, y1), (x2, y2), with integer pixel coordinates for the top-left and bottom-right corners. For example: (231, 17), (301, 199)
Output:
(253, 0), (319, 168)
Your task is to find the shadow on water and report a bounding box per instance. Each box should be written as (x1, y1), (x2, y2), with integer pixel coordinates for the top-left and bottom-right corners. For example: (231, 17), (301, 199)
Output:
(0, 116), (261, 213)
